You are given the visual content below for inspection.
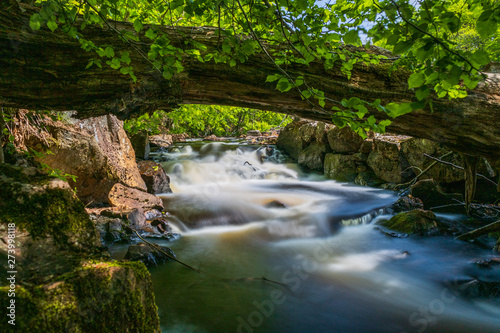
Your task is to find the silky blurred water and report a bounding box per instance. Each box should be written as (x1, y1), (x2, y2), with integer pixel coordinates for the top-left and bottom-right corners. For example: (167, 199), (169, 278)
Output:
(142, 140), (500, 333)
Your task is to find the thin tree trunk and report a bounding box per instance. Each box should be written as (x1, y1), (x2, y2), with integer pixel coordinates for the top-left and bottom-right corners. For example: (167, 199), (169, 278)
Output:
(464, 156), (479, 214)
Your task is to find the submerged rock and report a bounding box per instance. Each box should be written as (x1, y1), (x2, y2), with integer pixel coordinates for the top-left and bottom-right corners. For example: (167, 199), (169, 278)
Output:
(125, 242), (175, 267)
(380, 209), (448, 235)
(265, 200), (288, 209)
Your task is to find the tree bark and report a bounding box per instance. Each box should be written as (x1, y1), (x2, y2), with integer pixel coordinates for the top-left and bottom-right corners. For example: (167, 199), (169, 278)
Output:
(1, 1), (500, 163)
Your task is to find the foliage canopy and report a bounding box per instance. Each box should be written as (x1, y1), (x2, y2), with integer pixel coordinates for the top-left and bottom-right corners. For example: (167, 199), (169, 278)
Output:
(24, 0), (500, 137)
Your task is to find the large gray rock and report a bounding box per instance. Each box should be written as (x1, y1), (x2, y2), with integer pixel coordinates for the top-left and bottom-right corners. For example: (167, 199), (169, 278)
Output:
(315, 122), (330, 144)
(367, 139), (410, 183)
(149, 133), (173, 147)
(401, 138), (464, 183)
(298, 141), (327, 171)
(327, 125), (364, 153)
(324, 153), (368, 182)
(276, 121), (307, 160)
(298, 122), (317, 143)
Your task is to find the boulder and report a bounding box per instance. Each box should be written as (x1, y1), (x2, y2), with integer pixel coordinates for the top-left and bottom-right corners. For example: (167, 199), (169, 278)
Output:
(0, 261), (160, 332)
(21, 114), (147, 204)
(298, 141), (327, 171)
(299, 122), (317, 143)
(129, 130), (150, 160)
(149, 133), (173, 147)
(246, 130), (261, 136)
(315, 122), (330, 144)
(359, 140), (374, 154)
(203, 134), (223, 141)
(401, 138), (464, 183)
(380, 209), (448, 235)
(324, 153), (367, 182)
(276, 121), (306, 160)
(0, 164), (160, 332)
(138, 160), (173, 194)
(367, 138), (412, 183)
(391, 196), (424, 212)
(354, 171), (385, 187)
(326, 125), (364, 153)
(108, 183), (163, 211)
(124, 242), (175, 267)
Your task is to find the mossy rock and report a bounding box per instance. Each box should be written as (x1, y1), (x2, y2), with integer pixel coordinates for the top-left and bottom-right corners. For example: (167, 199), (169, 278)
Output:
(0, 261), (160, 333)
(381, 209), (447, 235)
(0, 164), (99, 251)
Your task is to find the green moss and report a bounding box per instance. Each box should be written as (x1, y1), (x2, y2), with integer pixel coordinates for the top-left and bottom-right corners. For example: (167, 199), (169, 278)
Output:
(0, 261), (160, 333)
(381, 209), (443, 235)
(0, 165), (96, 250)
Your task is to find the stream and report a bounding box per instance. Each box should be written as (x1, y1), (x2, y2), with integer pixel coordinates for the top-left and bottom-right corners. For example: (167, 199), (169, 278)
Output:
(116, 140), (500, 333)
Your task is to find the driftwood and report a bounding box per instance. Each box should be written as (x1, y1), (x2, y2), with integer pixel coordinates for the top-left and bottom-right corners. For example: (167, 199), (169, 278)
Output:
(456, 221), (500, 241)
(1, 1), (500, 162)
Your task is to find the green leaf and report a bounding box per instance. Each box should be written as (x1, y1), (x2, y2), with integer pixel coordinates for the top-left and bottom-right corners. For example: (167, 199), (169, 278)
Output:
(472, 50), (490, 66)
(145, 28), (157, 40)
(276, 77), (293, 92)
(29, 13), (41, 31)
(295, 76), (304, 87)
(47, 20), (58, 32)
(222, 40), (231, 53)
(104, 46), (115, 58)
(408, 72), (425, 89)
(133, 19), (143, 33)
(121, 52), (131, 65)
(477, 19), (497, 38)
(393, 40), (412, 55)
(385, 102), (413, 118)
(266, 74), (281, 83)
(343, 30), (359, 45)
(301, 90), (312, 99)
(415, 86), (430, 101)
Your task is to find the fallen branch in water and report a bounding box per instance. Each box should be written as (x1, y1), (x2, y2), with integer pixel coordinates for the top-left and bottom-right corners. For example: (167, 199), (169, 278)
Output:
(132, 229), (201, 273)
(220, 276), (291, 290)
(456, 220), (500, 241)
(131, 229), (289, 289)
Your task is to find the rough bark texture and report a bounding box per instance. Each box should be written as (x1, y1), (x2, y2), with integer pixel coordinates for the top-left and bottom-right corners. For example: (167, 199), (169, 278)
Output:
(1, 1), (500, 162)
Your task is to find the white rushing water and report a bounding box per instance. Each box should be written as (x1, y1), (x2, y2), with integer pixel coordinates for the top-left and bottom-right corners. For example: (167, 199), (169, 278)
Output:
(142, 140), (500, 333)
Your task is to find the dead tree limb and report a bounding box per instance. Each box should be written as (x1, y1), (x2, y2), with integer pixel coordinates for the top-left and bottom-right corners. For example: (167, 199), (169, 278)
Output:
(456, 220), (500, 241)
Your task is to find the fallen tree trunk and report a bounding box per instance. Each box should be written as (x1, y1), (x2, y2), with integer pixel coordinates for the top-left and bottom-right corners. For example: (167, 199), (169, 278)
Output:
(456, 221), (500, 241)
(1, 1), (500, 163)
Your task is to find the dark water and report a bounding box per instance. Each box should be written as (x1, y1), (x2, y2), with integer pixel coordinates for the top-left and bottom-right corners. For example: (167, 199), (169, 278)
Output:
(143, 141), (500, 333)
